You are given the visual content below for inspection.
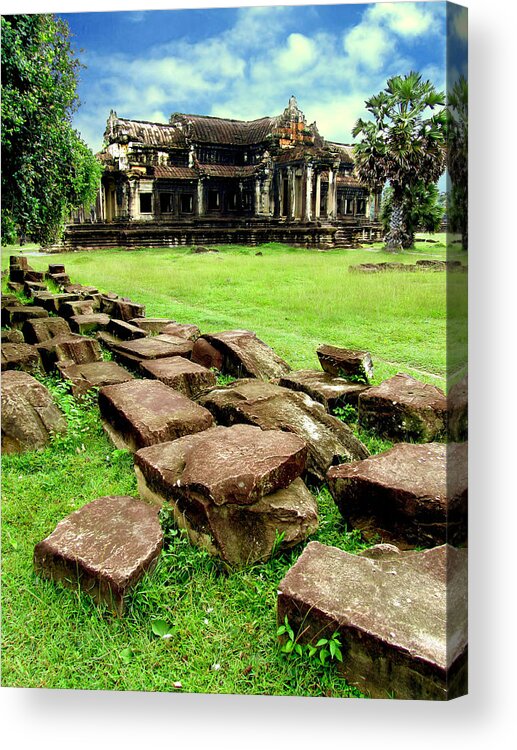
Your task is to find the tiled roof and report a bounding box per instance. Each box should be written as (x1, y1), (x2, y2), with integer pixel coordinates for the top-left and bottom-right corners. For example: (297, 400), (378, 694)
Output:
(327, 142), (355, 162)
(154, 166), (198, 180)
(198, 164), (259, 178)
(170, 113), (277, 145)
(106, 118), (186, 147)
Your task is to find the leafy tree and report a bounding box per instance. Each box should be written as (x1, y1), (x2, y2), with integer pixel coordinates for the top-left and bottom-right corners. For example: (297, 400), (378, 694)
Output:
(1, 14), (102, 246)
(380, 182), (444, 245)
(352, 71), (447, 251)
(447, 76), (468, 250)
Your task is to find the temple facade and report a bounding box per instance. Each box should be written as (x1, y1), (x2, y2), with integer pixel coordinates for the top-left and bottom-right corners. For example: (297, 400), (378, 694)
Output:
(69, 97), (381, 249)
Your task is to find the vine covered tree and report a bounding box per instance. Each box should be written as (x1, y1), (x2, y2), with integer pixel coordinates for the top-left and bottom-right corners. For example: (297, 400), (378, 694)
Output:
(447, 76), (468, 250)
(1, 14), (102, 246)
(352, 71), (447, 251)
(380, 182), (445, 247)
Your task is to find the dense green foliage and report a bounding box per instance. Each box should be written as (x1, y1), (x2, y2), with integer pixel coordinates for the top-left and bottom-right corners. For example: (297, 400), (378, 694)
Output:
(447, 76), (468, 250)
(1, 14), (102, 246)
(352, 71), (447, 251)
(380, 183), (445, 245)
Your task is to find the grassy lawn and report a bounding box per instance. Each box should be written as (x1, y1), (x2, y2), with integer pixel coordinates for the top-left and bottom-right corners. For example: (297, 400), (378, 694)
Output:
(1, 237), (466, 696)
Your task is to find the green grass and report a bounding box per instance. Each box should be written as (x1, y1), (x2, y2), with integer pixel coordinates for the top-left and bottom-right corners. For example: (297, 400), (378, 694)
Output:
(1, 237), (466, 696)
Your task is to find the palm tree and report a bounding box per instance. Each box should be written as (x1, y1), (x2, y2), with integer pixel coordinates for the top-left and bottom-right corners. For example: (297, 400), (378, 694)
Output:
(352, 71), (447, 251)
(447, 76), (468, 250)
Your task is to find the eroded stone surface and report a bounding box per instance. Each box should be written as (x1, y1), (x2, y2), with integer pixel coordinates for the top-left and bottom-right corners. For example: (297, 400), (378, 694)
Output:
(192, 330), (291, 380)
(161, 322), (201, 341)
(277, 541), (468, 700)
(2, 370), (66, 452)
(275, 370), (369, 411)
(2, 305), (48, 329)
(57, 360), (134, 397)
(358, 373), (448, 442)
(100, 296), (145, 321)
(129, 317), (176, 334)
(198, 379), (369, 482)
(1, 342), (42, 373)
(448, 375), (468, 442)
(36, 333), (102, 371)
(110, 335), (194, 369)
(327, 443), (468, 547)
(33, 495), (163, 614)
(140, 356), (217, 398)
(135, 425), (317, 565)
(99, 379), (214, 451)
(1, 329), (24, 344)
(108, 318), (148, 341)
(59, 299), (98, 319)
(69, 313), (111, 335)
(39, 293), (80, 314)
(22, 316), (71, 344)
(317, 344), (373, 383)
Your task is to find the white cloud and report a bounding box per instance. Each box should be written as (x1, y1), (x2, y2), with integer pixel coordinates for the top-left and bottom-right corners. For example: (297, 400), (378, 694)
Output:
(367, 2), (437, 37)
(453, 6), (468, 42)
(344, 24), (392, 71)
(276, 33), (316, 74)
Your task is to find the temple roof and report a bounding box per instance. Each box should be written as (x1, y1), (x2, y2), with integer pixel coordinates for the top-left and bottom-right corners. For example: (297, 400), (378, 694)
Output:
(169, 113), (277, 145)
(154, 166), (198, 180)
(105, 113), (185, 147)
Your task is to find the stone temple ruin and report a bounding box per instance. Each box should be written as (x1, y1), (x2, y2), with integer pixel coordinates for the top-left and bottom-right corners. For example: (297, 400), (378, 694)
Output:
(64, 97), (382, 250)
(1, 255), (467, 700)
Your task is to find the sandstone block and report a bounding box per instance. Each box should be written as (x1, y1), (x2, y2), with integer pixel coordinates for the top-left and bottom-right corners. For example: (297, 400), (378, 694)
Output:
(22, 316), (71, 344)
(33, 495), (163, 614)
(198, 379), (369, 482)
(358, 374), (448, 442)
(99, 379), (214, 451)
(108, 318), (148, 341)
(277, 541), (468, 700)
(109, 335), (194, 370)
(448, 375), (468, 441)
(48, 263), (66, 274)
(36, 334), (102, 371)
(191, 330), (291, 380)
(2, 305), (48, 329)
(69, 313), (111, 335)
(317, 344), (373, 383)
(2, 370), (66, 452)
(1, 342), (42, 373)
(59, 299), (98, 319)
(140, 356), (217, 398)
(100, 296), (145, 321)
(275, 370), (369, 411)
(327, 442), (468, 547)
(57, 360), (134, 397)
(1, 329), (24, 343)
(161, 322), (201, 341)
(39, 293), (80, 314)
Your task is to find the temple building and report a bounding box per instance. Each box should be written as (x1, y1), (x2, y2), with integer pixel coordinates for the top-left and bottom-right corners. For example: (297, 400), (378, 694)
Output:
(68, 97), (381, 249)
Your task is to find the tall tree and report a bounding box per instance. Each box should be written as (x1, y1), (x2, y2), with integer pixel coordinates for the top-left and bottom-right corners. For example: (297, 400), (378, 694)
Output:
(1, 14), (102, 245)
(447, 76), (468, 250)
(380, 182), (445, 246)
(352, 71), (447, 251)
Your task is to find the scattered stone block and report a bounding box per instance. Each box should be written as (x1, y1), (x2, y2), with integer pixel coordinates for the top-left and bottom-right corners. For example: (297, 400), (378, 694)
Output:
(108, 318), (148, 341)
(64, 284), (99, 296)
(59, 299), (98, 319)
(7, 281), (25, 293)
(1, 294), (18, 309)
(39, 293), (80, 314)
(9, 267), (26, 283)
(1, 328), (25, 344)
(57, 360), (134, 397)
(24, 280), (47, 297)
(327, 442), (468, 547)
(1, 370), (66, 452)
(191, 330), (291, 380)
(275, 370), (369, 411)
(198, 379), (369, 482)
(317, 344), (373, 383)
(36, 333), (102, 371)
(135, 425), (317, 566)
(109, 334), (194, 370)
(277, 541), (468, 700)
(33, 495), (163, 614)
(100, 296), (145, 321)
(99, 379), (214, 451)
(2, 305), (48, 329)
(22, 316), (71, 344)
(129, 317), (178, 335)
(140, 357), (217, 398)
(448, 375), (468, 441)
(358, 373), (448, 442)
(48, 272), (71, 286)
(48, 263), (66, 274)
(1, 342), (42, 373)
(24, 270), (45, 283)
(69, 313), (111, 335)
(10, 255), (29, 270)
(161, 322), (201, 341)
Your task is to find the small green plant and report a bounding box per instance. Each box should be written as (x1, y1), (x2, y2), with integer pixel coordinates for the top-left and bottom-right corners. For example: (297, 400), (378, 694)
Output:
(276, 616), (343, 666)
(332, 404), (357, 424)
(213, 371), (236, 387)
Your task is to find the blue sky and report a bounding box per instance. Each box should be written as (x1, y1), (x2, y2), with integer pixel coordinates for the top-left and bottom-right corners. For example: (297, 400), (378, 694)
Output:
(57, 2), (463, 153)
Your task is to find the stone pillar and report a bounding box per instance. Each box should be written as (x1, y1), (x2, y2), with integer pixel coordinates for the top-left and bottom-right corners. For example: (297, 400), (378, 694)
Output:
(255, 179), (262, 216)
(326, 168), (338, 220)
(290, 167), (296, 220)
(197, 180), (204, 217)
(315, 172), (321, 219)
(304, 164), (313, 222)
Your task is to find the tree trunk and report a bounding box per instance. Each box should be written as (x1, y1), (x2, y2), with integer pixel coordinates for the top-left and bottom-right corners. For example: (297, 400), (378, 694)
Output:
(384, 194), (406, 252)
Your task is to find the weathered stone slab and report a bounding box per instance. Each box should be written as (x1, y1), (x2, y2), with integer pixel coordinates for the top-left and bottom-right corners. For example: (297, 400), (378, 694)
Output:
(10, 254), (29, 270)
(22, 316), (71, 344)
(9, 267), (26, 283)
(198, 379), (369, 482)
(129, 317), (178, 335)
(99, 379), (214, 451)
(100, 296), (145, 321)
(277, 541), (468, 700)
(1, 294), (19, 309)
(1, 328), (25, 344)
(69, 313), (110, 335)
(33, 495), (163, 614)
(327, 442), (468, 547)
(161, 322), (201, 341)
(2, 370), (66, 453)
(48, 272), (71, 286)
(2, 305), (48, 329)
(110, 335), (194, 370)
(192, 330), (290, 380)
(108, 318), (148, 341)
(39, 293), (80, 314)
(48, 263), (66, 274)
(24, 270), (45, 283)
(36, 334), (102, 371)
(135, 425), (317, 566)
(358, 374), (448, 442)
(7, 281), (24, 293)
(57, 360), (134, 397)
(64, 284), (99, 296)
(317, 344), (373, 383)
(1, 342), (42, 373)
(140, 356), (217, 398)
(59, 299), (98, 319)
(275, 370), (369, 411)
(448, 375), (468, 442)
(24, 280), (47, 297)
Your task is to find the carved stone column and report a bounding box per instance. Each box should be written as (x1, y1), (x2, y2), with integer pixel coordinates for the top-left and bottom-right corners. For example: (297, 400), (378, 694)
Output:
(315, 171), (321, 219)
(304, 164), (313, 222)
(197, 179), (205, 217)
(290, 167), (296, 220)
